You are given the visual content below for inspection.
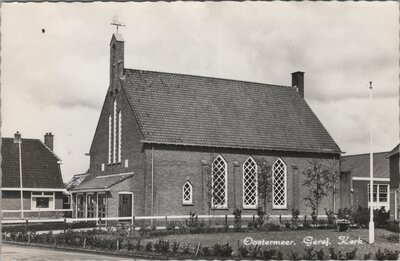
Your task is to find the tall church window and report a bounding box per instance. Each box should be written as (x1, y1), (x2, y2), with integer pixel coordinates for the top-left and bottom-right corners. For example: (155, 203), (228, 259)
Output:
(117, 110), (122, 163)
(108, 114), (112, 164)
(112, 99), (117, 163)
(212, 155), (228, 208)
(243, 157), (258, 209)
(272, 158), (287, 209)
(182, 182), (193, 205)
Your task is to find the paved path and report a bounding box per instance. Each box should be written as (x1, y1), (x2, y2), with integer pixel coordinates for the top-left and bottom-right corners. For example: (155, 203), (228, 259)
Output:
(1, 243), (137, 260)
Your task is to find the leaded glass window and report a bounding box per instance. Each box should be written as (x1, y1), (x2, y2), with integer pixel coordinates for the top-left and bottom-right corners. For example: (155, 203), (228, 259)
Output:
(212, 155), (228, 208)
(243, 157), (258, 209)
(272, 158), (287, 209)
(182, 182), (193, 205)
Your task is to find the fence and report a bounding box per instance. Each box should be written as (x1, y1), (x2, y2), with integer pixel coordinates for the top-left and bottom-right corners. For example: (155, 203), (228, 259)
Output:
(2, 213), (328, 230)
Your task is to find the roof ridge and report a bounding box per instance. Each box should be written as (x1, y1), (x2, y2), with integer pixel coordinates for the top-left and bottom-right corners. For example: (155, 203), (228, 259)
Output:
(342, 151), (390, 158)
(124, 68), (293, 89)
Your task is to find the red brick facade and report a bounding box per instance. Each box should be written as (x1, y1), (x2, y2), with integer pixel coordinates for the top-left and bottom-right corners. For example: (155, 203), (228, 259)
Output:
(71, 33), (341, 219)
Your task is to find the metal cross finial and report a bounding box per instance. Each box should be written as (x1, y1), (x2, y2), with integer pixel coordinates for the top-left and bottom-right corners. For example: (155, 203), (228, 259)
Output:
(111, 22), (126, 34)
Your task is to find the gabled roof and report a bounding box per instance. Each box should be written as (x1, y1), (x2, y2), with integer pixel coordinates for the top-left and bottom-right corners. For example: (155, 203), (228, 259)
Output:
(341, 152), (390, 179)
(1, 138), (64, 189)
(121, 69), (341, 154)
(386, 143), (399, 158)
(71, 173), (133, 191)
(65, 173), (89, 190)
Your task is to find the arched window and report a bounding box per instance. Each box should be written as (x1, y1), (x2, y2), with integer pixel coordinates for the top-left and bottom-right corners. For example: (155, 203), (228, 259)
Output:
(272, 158), (287, 209)
(182, 182), (193, 205)
(212, 155), (228, 208)
(112, 99), (117, 163)
(108, 114), (112, 164)
(117, 110), (122, 163)
(243, 157), (258, 209)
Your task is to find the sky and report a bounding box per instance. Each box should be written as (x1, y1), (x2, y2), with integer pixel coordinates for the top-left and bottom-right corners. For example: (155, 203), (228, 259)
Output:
(1, 2), (399, 182)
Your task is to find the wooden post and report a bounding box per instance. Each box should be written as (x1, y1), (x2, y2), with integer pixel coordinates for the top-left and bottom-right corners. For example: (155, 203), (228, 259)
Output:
(99, 217), (102, 230)
(195, 243), (201, 256)
(279, 215), (282, 224)
(28, 233), (31, 245)
(25, 219), (28, 235)
(132, 216), (135, 231)
(225, 215), (228, 227)
(83, 238), (86, 248)
(253, 215), (255, 222)
(164, 216), (167, 230)
(117, 239), (120, 252)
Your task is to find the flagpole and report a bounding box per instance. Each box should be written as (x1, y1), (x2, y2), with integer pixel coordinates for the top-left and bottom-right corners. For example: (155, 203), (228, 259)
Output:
(368, 81), (375, 244)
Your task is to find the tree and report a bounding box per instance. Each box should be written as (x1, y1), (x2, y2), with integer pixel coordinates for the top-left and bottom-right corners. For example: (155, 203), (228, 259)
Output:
(303, 160), (335, 223)
(256, 159), (273, 212)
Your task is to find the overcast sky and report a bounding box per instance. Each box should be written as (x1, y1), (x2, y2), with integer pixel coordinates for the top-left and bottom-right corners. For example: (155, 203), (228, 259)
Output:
(1, 2), (398, 182)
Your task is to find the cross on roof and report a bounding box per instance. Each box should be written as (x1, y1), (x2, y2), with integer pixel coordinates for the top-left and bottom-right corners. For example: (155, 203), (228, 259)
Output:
(111, 22), (125, 34)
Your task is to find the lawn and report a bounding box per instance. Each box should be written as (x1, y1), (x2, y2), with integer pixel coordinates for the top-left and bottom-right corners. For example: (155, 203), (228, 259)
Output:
(151, 228), (399, 258)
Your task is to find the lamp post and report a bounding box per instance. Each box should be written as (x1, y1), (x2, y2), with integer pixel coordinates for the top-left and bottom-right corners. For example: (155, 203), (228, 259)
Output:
(14, 132), (24, 219)
(368, 81), (374, 244)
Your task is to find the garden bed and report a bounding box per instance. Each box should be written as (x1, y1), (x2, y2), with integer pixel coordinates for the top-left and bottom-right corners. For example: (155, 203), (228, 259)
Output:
(3, 227), (399, 260)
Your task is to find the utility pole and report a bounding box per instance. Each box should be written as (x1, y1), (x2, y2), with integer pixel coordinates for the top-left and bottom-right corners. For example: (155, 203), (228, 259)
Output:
(14, 132), (24, 219)
(368, 81), (375, 244)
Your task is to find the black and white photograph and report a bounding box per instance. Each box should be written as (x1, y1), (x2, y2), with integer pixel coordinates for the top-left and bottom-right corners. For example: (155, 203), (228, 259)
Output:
(1, 1), (399, 260)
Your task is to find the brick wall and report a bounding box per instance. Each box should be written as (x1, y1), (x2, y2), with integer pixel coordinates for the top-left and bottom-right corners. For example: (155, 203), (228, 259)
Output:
(352, 180), (390, 209)
(142, 144), (339, 216)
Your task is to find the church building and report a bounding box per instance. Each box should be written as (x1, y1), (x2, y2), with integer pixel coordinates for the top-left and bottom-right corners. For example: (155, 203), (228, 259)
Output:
(70, 33), (341, 219)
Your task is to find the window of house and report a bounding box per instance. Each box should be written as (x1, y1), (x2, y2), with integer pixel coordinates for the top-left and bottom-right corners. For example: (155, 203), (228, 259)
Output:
(212, 155), (228, 208)
(368, 184), (389, 206)
(63, 195), (70, 205)
(182, 182), (193, 205)
(31, 192), (55, 210)
(108, 114), (112, 164)
(243, 157), (258, 209)
(77, 194), (84, 218)
(272, 158), (287, 209)
(87, 194), (95, 218)
(118, 110), (122, 163)
(97, 193), (106, 218)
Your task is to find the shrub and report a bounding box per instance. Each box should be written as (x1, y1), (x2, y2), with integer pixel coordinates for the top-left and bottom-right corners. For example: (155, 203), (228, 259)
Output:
(287, 250), (300, 261)
(220, 243), (233, 257)
(255, 207), (266, 230)
(303, 248), (316, 260)
(212, 243), (222, 256)
(134, 239), (142, 251)
(262, 249), (277, 260)
(248, 245), (261, 258)
(266, 218), (281, 231)
(316, 248), (325, 260)
(363, 253), (373, 260)
(201, 246), (210, 256)
(374, 207), (389, 228)
(166, 221), (177, 231)
(346, 247), (358, 260)
(172, 241), (180, 253)
(329, 247), (338, 260)
(233, 208), (242, 231)
(145, 241), (153, 252)
(181, 243), (191, 255)
(325, 208), (336, 225)
(238, 245), (249, 258)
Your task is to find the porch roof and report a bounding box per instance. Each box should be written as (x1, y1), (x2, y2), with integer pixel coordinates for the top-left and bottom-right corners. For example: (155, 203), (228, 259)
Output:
(71, 173), (133, 191)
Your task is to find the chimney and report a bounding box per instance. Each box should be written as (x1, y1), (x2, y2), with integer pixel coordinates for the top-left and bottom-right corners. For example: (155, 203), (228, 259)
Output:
(14, 131), (21, 143)
(291, 71), (305, 98)
(44, 132), (54, 151)
(110, 33), (125, 92)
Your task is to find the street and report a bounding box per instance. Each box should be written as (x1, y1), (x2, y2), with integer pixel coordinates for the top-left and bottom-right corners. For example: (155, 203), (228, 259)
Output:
(1, 243), (137, 260)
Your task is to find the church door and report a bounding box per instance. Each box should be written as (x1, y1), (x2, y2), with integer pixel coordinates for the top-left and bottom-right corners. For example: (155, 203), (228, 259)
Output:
(118, 193), (132, 217)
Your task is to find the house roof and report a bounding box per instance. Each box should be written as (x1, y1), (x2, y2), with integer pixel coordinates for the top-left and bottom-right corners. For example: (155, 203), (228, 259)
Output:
(341, 152), (390, 179)
(1, 138), (64, 189)
(386, 144), (399, 158)
(65, 173), (90, 190)
(121, 69), (341, 154)
(71, 173), (133, 191)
